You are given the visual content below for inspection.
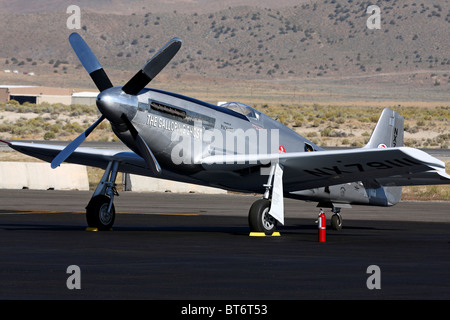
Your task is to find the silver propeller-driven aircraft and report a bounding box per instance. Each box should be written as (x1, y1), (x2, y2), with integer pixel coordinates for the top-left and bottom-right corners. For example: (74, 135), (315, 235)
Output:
(2, 33), (449, 233)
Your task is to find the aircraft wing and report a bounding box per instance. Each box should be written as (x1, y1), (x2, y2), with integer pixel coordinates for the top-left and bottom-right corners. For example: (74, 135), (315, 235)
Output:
(1, 140), (224, 187)
(202, 147), (450, 191)
(4, 141), (449, 192)
(2, 141), (149, 176)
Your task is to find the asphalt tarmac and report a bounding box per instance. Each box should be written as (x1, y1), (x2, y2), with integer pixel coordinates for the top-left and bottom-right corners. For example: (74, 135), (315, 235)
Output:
(0, 190), (449, 302)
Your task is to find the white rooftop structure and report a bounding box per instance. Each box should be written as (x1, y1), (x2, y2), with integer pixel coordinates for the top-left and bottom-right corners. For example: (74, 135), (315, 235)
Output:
(72, 91), (98, 97)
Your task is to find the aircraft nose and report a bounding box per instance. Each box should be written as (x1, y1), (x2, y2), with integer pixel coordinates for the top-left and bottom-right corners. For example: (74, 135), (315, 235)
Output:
(96, 87), (137, 124)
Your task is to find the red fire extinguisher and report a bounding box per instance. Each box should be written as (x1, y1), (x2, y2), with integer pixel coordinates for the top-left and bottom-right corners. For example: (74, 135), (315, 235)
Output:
(318, 209), (326, 242)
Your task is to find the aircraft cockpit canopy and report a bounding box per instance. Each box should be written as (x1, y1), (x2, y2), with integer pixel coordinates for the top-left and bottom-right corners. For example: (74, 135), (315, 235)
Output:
(221, 102), (260, 121)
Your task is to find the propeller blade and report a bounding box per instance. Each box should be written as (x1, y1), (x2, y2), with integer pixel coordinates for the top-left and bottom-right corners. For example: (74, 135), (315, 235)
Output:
(69, 33), (113, 92)
(136, 134), (162, 175)
(120, 114), (161, 175)
(122, 37), (182, 95)
(51, 115), (105, 169)
(51, 34), (111, 168)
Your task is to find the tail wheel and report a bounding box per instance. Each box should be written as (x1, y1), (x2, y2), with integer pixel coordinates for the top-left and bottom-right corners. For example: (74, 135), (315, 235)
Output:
(248, 199), (277, 235)
(86, 195), (115, 230)
(331, 213), (342, 230)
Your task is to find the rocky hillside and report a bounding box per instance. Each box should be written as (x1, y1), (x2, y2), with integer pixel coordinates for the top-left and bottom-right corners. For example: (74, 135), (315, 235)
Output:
(0, 0), (447, 83)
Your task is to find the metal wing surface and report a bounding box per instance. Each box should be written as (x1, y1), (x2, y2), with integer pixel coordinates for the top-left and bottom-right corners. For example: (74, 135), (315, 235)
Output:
(202, 147), (450, 192)
(5, 141), (449, 193)
(3, 141), (212, 186)
(4, 141), (148, 176)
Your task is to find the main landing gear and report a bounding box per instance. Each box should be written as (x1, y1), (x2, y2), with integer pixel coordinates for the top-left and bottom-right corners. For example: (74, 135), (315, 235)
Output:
(248, 199), (277, 235)
(249, 200), (345, 234)
(86, 161), (119, 230)
(248, 160), (346, 234)
(248, 163), (283, 235)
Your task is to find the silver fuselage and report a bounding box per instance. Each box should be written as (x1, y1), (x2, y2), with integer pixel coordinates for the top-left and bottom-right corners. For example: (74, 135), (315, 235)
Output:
(98, 87), (397, 207)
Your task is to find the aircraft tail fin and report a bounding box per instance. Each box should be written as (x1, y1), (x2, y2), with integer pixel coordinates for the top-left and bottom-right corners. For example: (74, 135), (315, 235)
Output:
(364, 108), (404, 206)
(365, 108), (404, 149)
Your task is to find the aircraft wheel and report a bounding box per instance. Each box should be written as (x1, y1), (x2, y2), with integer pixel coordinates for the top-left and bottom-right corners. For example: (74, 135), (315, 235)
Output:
(248, 199), (277, 234)
(86, 195), (115, 230)
(331, 213), (342, 230)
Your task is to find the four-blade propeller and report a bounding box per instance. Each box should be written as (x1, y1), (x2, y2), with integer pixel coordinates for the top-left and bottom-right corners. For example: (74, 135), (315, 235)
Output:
(122, 37), (182, 95)
(51, 32), (181, 174)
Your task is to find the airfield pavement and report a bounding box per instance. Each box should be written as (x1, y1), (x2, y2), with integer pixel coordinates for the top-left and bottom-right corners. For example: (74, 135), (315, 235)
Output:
(0, 189), (449, 306)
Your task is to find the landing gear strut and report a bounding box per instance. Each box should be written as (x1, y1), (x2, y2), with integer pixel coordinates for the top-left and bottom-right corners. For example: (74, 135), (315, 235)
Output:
(86, 161), (119, 230)
(248, 163), (283, 235)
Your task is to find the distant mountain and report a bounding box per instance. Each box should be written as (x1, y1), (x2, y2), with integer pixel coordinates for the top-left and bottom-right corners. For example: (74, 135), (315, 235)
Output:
(0, 0), (309, 14)
(0, 0), (448, 90)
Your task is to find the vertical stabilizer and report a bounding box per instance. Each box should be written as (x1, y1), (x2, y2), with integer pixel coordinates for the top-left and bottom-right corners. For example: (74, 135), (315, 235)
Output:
(364, 108), (404, 205)
(365, 108), (404, 149)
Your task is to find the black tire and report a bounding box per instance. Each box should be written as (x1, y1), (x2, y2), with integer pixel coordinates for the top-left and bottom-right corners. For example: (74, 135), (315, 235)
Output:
(331, 213), (342, 230)
(86, 195), (115, 230)
(248, 199), (277, 234)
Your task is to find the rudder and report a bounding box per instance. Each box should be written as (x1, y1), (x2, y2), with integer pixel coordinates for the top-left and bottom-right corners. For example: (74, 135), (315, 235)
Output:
(365, 108), (404, 149)
(364, 108), (404, 205)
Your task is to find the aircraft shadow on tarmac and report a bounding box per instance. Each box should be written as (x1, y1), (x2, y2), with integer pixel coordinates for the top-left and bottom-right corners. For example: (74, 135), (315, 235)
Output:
(0, 209), (403, 235)
(0, 219), (401, 235)
(0, 223), (84, 232)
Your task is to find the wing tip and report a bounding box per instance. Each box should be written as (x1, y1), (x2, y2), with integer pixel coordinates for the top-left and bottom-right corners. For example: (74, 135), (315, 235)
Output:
(0, 139), (11, 146)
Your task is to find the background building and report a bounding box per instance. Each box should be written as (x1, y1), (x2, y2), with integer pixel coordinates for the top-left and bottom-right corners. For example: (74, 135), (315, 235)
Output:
(71, 91), (98, 106)
(0, 86), (72, 104)
(0, 85), (98, 105)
